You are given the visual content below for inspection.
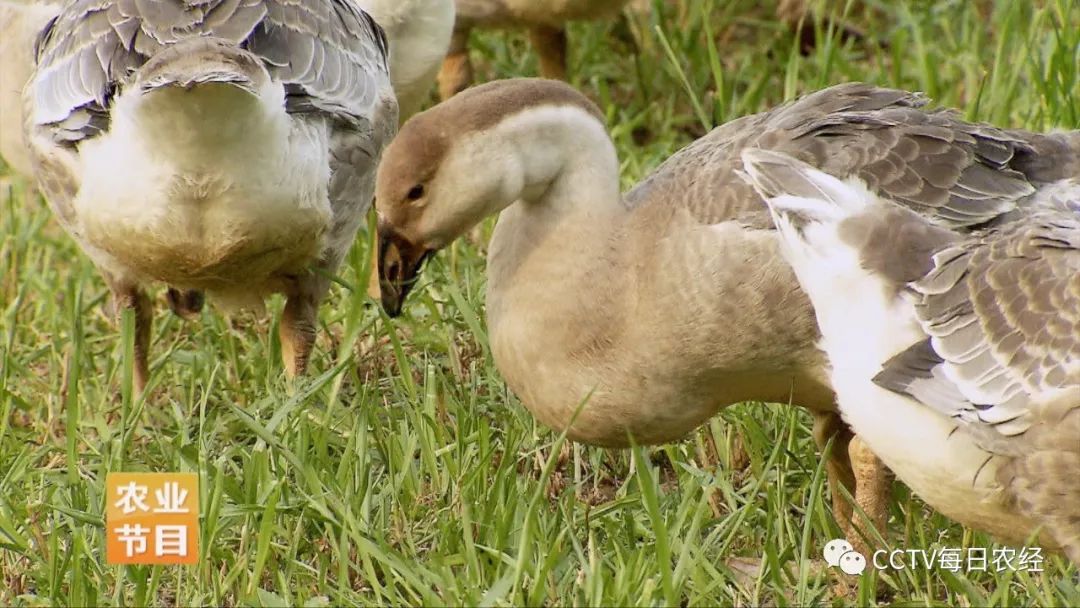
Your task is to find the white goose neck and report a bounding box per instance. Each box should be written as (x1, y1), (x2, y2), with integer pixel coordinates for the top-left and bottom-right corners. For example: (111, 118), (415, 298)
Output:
(483, 104), (624, 324)
(493, 104), (621, 217)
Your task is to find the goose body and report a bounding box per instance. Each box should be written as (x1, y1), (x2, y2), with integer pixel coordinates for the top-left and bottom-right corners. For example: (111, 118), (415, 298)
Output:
(0, 0), (60, 179)
(744, 149), (1079, 558)
(27, 0), (397, 387)
(358, 0), (456, 119)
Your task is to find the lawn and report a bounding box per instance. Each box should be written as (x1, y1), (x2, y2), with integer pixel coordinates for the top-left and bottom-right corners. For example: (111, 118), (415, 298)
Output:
(1, 0), (1078, 605)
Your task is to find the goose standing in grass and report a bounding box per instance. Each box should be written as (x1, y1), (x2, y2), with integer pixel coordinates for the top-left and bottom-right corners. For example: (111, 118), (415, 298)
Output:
(743, 149), (1079, 560)
(375, 79), (984, 546)
(0, 0), (60, 180)
(437, 0), (634, 100)
(26, 0), (397, 391)
(357, 0), (456, 120)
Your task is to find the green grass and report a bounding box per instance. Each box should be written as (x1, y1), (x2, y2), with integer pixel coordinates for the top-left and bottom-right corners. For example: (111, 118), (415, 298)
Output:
(2, 0), (1079, 605)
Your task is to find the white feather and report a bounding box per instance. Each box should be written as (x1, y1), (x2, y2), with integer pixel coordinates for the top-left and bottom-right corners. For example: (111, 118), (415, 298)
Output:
(740, 150), (1046, 545)
(75, 79), (332, 309)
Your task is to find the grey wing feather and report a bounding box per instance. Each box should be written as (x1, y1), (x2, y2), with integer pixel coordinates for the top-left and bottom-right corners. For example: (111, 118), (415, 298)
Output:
(31, 0), (391, 142)
(873, 340), (972, 415)
(876, 210), (1080, 559)
(874, 211), (1080, 444)
(29, 0), (394, 261)
(625, 83), (1077, 232)
(248, 0), (391, 123)
(786, 100), (1038, 229)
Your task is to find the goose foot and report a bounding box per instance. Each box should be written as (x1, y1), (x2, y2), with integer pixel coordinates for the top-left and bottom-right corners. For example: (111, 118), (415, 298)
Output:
(812, 411), (893, 555)
(847, 435), (892, 556)
(812, 411), (856, 537)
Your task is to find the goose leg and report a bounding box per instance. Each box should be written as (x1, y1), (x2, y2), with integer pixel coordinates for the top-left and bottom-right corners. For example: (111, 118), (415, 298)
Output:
(106, 279), (153, 394)
(280, 276), (325, 378)
(438, 26), (474, 101)
(812, 411), (856, 537)
(848, 435), (892, 554)
(529, 25), (568, 81)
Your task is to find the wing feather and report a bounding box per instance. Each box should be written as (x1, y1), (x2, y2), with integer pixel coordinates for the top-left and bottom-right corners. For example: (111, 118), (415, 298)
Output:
(31, 0), (390, 143)
(627, 83), (1075, 233)
(875, 211), (1080, 446)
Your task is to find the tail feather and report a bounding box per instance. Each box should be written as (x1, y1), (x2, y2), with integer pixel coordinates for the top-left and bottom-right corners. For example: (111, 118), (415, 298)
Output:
(741, 148), (960, 288)
(740, 148), (871, 227)
(135, 37), (269, 95)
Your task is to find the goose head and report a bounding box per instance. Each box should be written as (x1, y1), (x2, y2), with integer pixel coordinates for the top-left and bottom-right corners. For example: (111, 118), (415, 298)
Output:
(375, 78), (605, 316)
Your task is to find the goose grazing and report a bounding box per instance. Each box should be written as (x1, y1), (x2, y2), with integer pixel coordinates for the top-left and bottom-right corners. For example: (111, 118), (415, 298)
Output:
(26, 0), (398, 391)
(438, 0), (633, 100)
(0, 0), (60, 180)
(743, 149), (1079, 560)
(357, 0), (456, 120)
(373, 79), (982, 546)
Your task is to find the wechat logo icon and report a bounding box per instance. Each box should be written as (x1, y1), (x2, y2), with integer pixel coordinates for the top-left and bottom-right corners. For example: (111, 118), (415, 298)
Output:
(824, 539), (867, 576)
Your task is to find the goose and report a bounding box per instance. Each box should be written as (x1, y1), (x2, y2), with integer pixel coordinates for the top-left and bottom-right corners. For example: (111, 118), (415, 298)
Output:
(437, 0), (634, 100)
(0, 0), (60, 180)
(357, 0), (456, 120)
(743, 148), (1079, 560)
(26, 0), (398, 391)
(373, 79), (1015, 547)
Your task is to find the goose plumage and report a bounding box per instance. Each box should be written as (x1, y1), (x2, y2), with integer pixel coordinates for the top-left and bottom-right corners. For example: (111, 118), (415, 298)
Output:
(743, 148), (1079, 560)
(26, 0), (398, 389)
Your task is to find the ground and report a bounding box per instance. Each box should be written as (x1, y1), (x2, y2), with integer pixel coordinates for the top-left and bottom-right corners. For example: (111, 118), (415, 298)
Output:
(1, 0), (1078, 605)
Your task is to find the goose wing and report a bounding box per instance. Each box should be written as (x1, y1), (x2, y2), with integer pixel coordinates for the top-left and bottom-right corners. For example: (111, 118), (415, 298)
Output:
(627, 83), (1076, 231)
(32, 0), (390, 144)
(874, 210), (1080, 441)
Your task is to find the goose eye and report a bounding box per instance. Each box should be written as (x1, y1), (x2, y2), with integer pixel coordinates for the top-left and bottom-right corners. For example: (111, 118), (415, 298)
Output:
(406, 185), (424, 201)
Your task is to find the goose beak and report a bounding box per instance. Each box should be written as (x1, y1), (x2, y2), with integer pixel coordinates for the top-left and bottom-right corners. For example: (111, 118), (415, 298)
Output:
(377, 220), (432, 317)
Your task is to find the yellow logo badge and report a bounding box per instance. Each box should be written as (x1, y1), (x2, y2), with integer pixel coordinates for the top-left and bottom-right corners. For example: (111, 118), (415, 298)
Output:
(106, 473), (199, 565)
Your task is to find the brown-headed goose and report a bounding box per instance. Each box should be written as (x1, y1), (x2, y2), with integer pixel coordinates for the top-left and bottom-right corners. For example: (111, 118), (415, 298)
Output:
(26, 0), (397, 390)
(438, 0), (634, 100)
(376, 79), (1024, 546)
(744, 148), (1079, 560)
